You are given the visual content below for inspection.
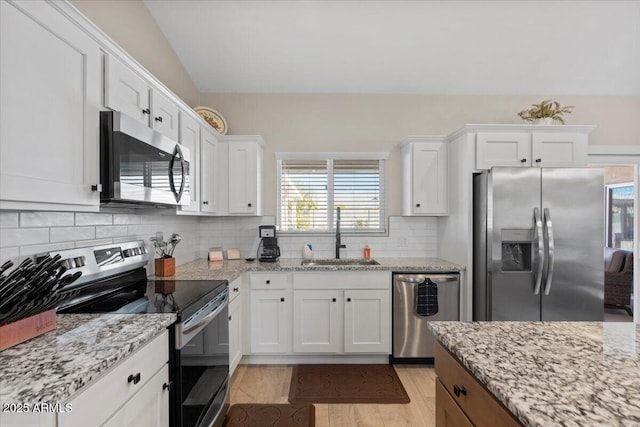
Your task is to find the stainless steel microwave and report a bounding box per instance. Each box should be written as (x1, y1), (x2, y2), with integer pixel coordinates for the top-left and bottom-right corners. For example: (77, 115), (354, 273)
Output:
(100, 111), (190, 207)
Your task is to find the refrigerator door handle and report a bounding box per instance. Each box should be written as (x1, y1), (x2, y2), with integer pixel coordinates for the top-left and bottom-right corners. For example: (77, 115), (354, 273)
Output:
(543, 208), (555, 295)
(533, 208), (544, 295)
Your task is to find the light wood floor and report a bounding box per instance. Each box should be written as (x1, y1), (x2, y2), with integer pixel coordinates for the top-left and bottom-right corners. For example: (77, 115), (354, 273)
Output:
(229, 364), (437, 427)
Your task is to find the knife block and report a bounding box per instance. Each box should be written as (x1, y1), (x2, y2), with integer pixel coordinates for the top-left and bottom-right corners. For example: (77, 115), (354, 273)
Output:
(0, 309), (56, 351)
(155, 257), (175, 277)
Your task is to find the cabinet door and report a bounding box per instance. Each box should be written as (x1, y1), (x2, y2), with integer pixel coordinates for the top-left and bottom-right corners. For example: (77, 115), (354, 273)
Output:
(103, 365), (170, 427)
(476, 132), (530, 169)
(105, 55), (150, 126)
(411, 142), (449, 215)
(344, 289), (391, 353)
(179, 114), (201, 212)
(435, 378), (473, 427)
(0, 0), (101, 208)
(228, 296), (242, 375)
(250, 290), (290, 353)
(228, 142), (258, 214)
(200, 129), (218, 213)
(151, 91), (180, 141)
(293, 290), (343, 353)
(531, 132), (588, 167)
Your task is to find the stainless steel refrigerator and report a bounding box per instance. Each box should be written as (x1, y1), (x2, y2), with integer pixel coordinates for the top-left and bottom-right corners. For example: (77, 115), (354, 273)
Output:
(473, 168), (604, 321)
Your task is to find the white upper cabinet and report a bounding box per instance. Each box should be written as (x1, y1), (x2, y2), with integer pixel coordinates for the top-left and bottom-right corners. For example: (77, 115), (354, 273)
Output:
(0, 0), (101, 210)
(476, 132), (530, 169)
(105, 55), (179, 142)
(151, 91), (180, 141)
(178, 113), (201, 213)
(474, 126), (593, 169)
(400, 137), (449, 216)
(200, 128), (219, 213)
(104, 55), (150, 126)
(530, 131), (589, 167)
(223, 136), (264, 216)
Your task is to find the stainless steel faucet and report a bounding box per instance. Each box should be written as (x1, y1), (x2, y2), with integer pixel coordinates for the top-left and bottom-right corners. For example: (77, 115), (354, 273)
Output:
(335, 207), (346, 259)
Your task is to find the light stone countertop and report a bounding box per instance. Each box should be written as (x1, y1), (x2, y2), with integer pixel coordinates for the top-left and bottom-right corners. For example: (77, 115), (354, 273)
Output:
(429, 321), (640, 427)
(0, 313), (176, 404)
(153, 257), (464, 282)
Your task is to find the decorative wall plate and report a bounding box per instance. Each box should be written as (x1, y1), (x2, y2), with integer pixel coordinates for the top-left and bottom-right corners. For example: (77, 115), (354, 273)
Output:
(194, 106), (228, 134)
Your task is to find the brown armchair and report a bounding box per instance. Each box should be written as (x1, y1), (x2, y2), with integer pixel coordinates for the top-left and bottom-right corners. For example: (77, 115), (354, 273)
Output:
(604, 248), (634, 316)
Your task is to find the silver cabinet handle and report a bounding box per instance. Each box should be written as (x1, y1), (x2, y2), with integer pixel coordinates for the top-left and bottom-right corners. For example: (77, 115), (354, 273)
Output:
(533, 208), (544, 295)
(543, 208), (555, 295)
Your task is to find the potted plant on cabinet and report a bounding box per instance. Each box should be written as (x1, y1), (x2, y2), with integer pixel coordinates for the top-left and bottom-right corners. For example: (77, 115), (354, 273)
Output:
(517, 99), (574, 124)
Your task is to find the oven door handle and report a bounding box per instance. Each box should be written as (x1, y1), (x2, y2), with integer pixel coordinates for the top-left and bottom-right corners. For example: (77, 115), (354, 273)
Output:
(181, 294), (228, 335)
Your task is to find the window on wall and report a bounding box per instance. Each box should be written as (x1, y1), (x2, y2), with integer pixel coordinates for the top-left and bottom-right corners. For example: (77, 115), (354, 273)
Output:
(277, 154), (386, 233)
(606, 183), (634, 250)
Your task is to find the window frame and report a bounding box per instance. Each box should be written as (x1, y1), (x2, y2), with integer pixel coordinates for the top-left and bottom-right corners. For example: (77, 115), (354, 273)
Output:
(276, 152), (388, 236)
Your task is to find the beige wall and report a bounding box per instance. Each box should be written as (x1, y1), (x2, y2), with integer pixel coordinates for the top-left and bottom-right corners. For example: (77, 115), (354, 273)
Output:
(70, 0), (200, 107)
(200, 93), (640, 215)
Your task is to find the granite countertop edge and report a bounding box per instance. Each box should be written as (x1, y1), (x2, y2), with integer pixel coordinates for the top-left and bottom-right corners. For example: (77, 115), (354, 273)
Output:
(153, 257), (465, 282)
(0, 313), (177, 404)
(428, 321), (640, 427)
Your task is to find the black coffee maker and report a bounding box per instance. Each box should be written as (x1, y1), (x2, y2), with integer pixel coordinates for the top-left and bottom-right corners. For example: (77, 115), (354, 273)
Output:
(258, 225), (280, 262)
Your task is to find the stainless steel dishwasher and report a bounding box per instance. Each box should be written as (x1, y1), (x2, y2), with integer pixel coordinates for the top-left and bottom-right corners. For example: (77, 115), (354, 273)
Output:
(392, 273), (460, 361)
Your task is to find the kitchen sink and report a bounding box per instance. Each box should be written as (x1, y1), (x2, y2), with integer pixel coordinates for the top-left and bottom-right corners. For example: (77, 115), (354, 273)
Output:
(300, 258), (380, 266)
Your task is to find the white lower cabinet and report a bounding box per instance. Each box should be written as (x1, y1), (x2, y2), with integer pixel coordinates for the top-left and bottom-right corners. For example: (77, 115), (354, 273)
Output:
(250, 289), (291, 353)
(102, 365), (169, 427)
(292, 287), (391, 354)
(293, 290), (343, 353)
(59, 331), (169, 427)
(228, 296), (242, 374)
(344, 289), (391, 353)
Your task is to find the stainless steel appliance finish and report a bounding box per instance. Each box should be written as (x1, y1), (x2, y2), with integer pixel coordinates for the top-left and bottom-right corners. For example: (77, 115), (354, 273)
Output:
(473, 168), (604, 321)
(54, 241), (230, 427)
(392, 273), (460, 359)
(100, 111), (191, 207)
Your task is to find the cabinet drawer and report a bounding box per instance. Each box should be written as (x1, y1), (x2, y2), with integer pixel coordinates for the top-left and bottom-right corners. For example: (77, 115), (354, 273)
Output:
(59, 330), (169, 427)
(293, 271), (389, 290)
(229, 277), (242, 302)
(250, 272), (290, 290)
(436, 378), (473, 427)
(434, 342), (521, 427)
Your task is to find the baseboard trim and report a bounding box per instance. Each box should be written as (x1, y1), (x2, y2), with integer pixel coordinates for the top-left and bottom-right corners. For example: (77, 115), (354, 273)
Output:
(241, 354), (389, 365)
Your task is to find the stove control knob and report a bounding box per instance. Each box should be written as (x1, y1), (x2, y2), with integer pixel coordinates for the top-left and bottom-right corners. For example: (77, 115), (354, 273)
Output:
(123, 249), (132, 257)
(74, 257), (85, 267)
(67, 258), (76, 269)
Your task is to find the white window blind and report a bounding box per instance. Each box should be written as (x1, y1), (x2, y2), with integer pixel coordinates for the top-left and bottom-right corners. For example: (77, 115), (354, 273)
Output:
(278, 157), (385, 233)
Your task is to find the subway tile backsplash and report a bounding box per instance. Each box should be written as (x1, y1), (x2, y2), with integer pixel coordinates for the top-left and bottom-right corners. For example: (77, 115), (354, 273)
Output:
(0, 211), (438, 270)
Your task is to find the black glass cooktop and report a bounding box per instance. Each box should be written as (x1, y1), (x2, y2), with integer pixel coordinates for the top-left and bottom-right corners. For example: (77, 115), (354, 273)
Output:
(144, 279), (228, 320)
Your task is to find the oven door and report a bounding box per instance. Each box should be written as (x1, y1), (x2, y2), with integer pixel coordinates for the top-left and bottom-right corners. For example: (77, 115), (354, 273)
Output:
(176, 291), (230, 427)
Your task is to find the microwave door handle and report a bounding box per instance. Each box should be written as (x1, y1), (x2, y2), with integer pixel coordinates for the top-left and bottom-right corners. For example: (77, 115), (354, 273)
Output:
(168, 144), (185, 203)
(168, 148), (178, 201)
(176, 145), (186, 203)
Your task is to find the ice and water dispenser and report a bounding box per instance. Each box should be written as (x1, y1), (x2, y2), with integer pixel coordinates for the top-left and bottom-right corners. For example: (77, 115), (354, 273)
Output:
(500, 229), (532, 271)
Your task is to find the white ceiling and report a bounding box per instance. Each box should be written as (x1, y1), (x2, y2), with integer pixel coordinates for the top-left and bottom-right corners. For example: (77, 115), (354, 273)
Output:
(144, 0), (640, 95)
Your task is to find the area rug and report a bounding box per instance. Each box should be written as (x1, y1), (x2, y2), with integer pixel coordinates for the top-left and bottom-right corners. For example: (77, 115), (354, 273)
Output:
(223, 404), (315, 427)
(288, 364), (410, 404)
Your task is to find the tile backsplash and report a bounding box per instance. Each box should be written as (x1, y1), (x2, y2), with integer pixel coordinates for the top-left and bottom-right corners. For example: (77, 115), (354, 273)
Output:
(1, 211), (438, 269)
(199, 215), (438, 259)
(0, 211), (201, 271)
